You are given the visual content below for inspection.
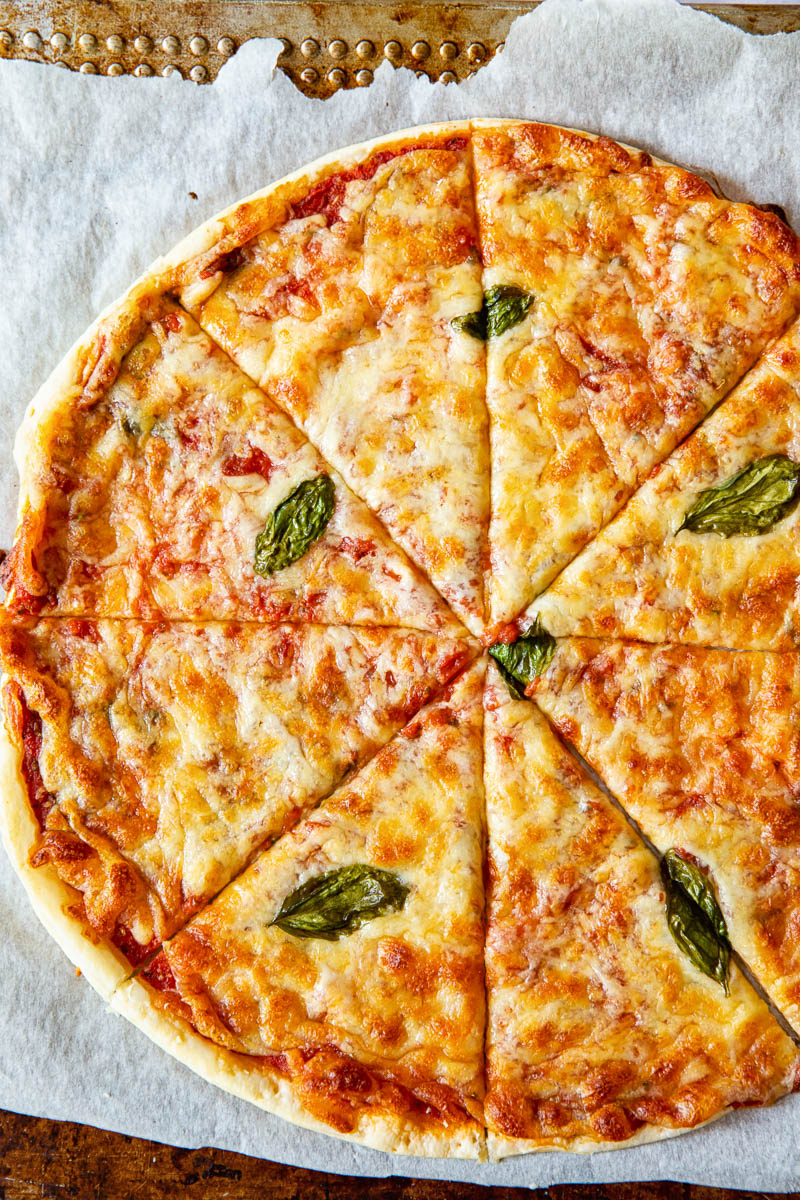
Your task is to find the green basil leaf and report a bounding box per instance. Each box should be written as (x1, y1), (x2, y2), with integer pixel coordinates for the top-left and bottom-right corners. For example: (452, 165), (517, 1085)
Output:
(451, 285), (533, 341)
(271, 864), (410, 941)
(254, 475), (335, 577)
(678, 454), (800, 537)
(493, 660), (525, 700)
(662, 850), (730, 994)
(488, 617), (555, 697)
(484, 285), (534, 338)
(451, 309), (488, 340)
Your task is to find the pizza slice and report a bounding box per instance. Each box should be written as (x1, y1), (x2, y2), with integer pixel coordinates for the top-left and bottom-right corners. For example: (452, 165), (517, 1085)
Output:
(484, 662), (800, 1156)
(471, 120), (800, 626)
(529, 638), (800, 1034)
(113, 659), (487, 1158)
(165, 125), (490, 634)
(0, 615), (474, 992)
(529, 317), (800, 649)
(3, 289), (462, 635)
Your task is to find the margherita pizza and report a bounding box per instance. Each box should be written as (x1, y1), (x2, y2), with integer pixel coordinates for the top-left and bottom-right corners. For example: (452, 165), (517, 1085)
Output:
(3, 120), (800, 1161)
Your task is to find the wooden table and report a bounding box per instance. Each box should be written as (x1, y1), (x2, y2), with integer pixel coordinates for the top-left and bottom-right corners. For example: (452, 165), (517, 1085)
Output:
(0, 1109), (791, 1199)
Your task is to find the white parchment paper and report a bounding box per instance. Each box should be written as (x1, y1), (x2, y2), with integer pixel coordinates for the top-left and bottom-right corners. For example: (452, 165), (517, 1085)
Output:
(2, 0), (800, 1186)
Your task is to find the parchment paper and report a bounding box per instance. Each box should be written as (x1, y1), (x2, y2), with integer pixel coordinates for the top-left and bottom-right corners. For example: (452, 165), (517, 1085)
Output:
(2, 0), (800, 1186)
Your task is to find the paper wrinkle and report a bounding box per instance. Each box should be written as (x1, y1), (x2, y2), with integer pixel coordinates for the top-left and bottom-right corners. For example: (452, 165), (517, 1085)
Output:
(2, 0), (800, 1186)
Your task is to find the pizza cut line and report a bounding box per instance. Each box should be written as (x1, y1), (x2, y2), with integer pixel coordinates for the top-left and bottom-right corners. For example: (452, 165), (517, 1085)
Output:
(3, 119), (800, 1160)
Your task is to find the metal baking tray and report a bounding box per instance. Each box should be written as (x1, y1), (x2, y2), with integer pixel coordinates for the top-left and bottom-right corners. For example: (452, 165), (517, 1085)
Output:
(0, 3), (799, 98)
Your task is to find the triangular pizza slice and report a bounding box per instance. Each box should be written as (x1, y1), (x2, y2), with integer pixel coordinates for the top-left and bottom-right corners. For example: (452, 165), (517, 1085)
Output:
(167, 126), (490, 634)
(484, 662), (800, 1156)
(114, 660), (487, 1158)
(472, 120), (800, 626)
(3, 291), (462, 635)
(530, 638), (800, 1034)
(529, 316), (800, 649)
(0, 615), (474, 988)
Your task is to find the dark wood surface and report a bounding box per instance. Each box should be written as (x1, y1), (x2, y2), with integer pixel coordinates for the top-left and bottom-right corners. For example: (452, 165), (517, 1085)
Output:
(0, 1109), (792, 1200)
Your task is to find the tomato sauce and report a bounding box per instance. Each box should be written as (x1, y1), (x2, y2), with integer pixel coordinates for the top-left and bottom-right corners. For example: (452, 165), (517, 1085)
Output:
(111, 925), (157, 968)
(17, 691), (55, 829)
(142, 952), (179, 994)
(221, 447), (275, 480)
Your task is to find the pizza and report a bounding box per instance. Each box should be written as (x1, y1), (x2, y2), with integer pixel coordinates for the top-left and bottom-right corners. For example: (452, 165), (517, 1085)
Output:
(529, 639), (800, 1034)
(116, 659), (487, 1158)
(472, 120), (800, 626)
(483, 662), (800, 1155)
(528, 316), (800, 649)
(3, 120), (800, 1161)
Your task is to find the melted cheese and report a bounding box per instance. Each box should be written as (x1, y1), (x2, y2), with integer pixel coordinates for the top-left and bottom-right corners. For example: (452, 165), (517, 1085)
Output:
(530, 317), (800, 649)
(0, 617), (474, 955)
(532, 639), (800, 1034)
(484, 662), (800, 1154)
(176, 135), (489, 634)
(151, 660), (487, 1139)
(472, 121), (800, 625)
(5, 301), (463, 634)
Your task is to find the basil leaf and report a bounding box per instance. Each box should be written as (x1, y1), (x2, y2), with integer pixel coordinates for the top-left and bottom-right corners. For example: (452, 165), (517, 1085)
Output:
(451, 309), (488, 340)
(271, 864), (410, 941)
(485, 285), (534, 338)
(493, 660), (525, 700)
(488, 617), (555, 697)
(678, 454), (800, 537)
(451, 285), (533, 341)
(662, 850), (730, 994)
(254, 474), (335, 577)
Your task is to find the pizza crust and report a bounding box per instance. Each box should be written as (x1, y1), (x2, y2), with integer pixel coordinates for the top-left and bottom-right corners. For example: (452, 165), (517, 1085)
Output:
(154, 120), (475, 289)
(112, 976), (486, 1161)
(0, 703), (133, 999)
(487, 1117), (716, 1160)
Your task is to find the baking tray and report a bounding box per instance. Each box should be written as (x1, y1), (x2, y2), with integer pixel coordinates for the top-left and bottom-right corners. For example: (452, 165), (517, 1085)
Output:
(0, 3), (799, 98)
